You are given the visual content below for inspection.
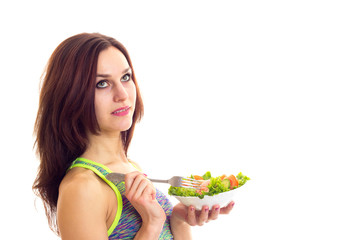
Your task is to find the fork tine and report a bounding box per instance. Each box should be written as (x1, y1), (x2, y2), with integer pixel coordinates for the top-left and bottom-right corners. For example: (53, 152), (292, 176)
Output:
(181, 178), (201, 185)
(183, 177), (201, 182)
(181, 177), (202, 189)
(181, 185), (200, 190)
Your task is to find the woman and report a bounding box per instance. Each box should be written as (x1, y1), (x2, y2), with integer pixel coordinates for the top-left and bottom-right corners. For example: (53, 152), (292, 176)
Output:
(33, 33), (234, 239)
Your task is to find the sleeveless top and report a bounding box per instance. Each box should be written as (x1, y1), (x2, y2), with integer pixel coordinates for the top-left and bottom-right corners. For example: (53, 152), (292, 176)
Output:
(68, 158), (174, 239)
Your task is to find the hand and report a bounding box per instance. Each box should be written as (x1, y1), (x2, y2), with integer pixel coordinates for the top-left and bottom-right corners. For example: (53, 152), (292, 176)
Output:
(171, 201), (235, 226)
(124, 171), (166, 226)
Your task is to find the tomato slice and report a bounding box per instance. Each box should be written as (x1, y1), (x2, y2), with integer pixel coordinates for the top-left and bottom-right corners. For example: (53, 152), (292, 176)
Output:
(220, 174), (227, 180)
(193, 175), (204, 180)
(225, 175), (239, 189)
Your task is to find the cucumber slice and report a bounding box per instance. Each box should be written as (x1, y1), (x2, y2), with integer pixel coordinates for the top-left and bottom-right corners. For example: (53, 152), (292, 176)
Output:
(222, 179), (231, 189)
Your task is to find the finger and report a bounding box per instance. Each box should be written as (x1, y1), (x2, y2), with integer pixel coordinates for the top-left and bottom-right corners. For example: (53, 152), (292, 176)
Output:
(124, 171), (137, 195)
(186, 206), (197, 226)
(220, 201), (235, 214)
(198, 206), (209, 226)
(208, 204), (220, 221)
(125, 172), (143, 197)
(143, 181), (157, 201)
(132, 177), (150, 200)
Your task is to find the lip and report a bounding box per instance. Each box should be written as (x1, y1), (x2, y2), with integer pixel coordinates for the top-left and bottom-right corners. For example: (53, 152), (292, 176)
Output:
(111, 106), (131, 116)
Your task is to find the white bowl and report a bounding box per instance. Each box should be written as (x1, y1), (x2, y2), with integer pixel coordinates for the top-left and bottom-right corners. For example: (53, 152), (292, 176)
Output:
(173, 187), (241, 211)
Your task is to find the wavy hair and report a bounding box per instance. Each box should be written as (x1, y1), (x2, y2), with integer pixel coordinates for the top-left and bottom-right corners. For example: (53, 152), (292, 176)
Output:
(33, 33), (144, 234)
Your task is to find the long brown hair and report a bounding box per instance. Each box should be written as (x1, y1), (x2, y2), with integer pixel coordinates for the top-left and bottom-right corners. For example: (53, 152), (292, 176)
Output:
(33, 33), (144, 234)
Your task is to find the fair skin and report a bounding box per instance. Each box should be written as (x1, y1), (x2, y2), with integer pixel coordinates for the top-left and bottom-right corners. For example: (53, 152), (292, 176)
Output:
(57, 46), (234, 240)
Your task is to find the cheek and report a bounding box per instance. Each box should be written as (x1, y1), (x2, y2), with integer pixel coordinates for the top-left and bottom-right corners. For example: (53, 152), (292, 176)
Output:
(128, 82), (137, 104)
(94, 93), (107, 120)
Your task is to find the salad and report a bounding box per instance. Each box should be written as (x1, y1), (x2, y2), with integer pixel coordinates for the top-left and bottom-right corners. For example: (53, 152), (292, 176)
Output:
(169, 172), (250, 199)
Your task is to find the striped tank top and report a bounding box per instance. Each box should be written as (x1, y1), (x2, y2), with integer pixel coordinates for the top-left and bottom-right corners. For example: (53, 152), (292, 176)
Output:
(69, 158), (174, 239)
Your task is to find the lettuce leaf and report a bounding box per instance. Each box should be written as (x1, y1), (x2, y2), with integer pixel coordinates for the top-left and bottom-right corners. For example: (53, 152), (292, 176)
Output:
(168, 186), (205, 199)
(202, 171), (212, 180)
(236, 172), (250, 187)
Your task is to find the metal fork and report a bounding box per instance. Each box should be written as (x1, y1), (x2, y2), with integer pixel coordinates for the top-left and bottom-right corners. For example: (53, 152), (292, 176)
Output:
(106, 172), (201, 190)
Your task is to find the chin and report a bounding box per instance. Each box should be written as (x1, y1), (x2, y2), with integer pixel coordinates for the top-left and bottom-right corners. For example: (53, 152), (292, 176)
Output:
(99, 119), (134, 133)
(117, 121), (134, 132)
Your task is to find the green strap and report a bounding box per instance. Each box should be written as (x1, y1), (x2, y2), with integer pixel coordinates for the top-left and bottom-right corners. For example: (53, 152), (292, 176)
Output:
(69, 158), (123, 236)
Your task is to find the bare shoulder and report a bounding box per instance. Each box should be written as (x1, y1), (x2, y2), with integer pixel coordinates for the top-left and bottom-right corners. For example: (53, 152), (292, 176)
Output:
(60, 167), (97, 188)
(57, 168), (108, 239)
(128, 159), (142, 171)
(58, 168), (106, 205)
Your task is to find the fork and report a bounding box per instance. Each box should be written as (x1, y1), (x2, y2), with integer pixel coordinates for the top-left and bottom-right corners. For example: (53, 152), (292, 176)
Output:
(106, 172), (201, 190)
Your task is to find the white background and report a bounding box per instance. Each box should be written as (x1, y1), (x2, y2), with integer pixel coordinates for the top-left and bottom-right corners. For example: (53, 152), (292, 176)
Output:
(0, 0), (359, 239)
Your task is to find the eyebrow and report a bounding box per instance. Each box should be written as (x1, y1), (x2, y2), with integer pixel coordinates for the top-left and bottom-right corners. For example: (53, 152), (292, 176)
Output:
(96, 67), (132, 78)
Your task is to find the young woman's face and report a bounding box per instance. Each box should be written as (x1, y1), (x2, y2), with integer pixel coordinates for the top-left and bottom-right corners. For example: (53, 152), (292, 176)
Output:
(94, 46), (136, 134)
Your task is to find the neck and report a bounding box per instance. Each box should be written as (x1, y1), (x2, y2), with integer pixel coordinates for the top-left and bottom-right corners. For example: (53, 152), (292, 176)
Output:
(81, 132), (127, 165)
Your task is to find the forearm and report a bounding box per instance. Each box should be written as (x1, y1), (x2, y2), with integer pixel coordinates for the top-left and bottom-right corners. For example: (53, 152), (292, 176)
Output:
(170, 215), (192, 240)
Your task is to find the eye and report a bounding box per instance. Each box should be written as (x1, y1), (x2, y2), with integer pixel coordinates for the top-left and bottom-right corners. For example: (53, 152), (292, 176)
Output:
(96, 80), (109, 89)
(121, 73), (131, 82)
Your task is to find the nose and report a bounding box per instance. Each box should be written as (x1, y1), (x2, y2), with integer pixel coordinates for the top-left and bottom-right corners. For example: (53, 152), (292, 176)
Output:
(113, 83), (128, 102)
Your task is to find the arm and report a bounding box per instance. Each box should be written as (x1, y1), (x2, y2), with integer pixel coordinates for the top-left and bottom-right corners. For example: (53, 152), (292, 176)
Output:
(57, 173), (108, 240)
(171, 214), (192, 240)
(125, 171), (167, 240)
